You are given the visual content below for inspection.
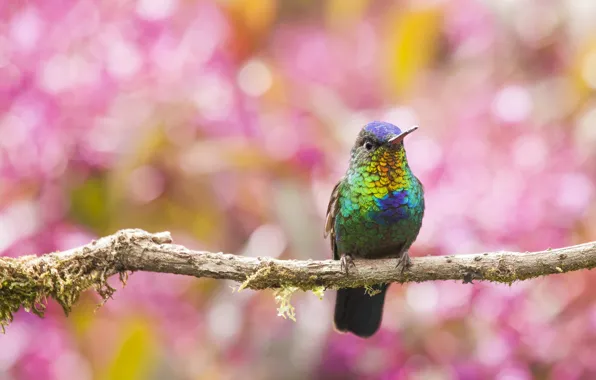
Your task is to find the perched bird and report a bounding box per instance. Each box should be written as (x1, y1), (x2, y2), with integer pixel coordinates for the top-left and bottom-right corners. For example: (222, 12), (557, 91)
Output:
(325, 121), (425, 338)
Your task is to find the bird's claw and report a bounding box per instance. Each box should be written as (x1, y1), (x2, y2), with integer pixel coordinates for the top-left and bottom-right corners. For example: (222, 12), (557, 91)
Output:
(340, 254), (356, 275)
(396, 254), (412, 276)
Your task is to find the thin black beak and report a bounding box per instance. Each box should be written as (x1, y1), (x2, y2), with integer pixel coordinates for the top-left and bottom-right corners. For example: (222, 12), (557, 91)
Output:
(388, 126), (418, 145)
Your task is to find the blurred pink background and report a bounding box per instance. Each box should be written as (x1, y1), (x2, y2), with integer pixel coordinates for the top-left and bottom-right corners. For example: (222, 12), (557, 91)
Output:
(1, 0), (596, 379)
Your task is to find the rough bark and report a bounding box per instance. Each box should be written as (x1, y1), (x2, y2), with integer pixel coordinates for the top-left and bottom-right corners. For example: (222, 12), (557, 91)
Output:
(2, 229), (595, 329)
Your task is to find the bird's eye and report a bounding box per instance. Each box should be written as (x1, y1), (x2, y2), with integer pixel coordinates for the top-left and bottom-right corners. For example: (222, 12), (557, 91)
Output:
(363, 141), (374, 151)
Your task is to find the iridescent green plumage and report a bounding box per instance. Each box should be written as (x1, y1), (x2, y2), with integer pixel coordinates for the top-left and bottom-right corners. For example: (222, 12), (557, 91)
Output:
(325, 121), (425, 338)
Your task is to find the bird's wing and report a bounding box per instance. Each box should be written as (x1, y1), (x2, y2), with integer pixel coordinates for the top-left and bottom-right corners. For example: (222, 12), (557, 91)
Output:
(325, 179), (343, 260)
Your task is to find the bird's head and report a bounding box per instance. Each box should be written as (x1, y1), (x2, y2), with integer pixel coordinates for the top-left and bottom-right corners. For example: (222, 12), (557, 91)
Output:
(349, 121), (418, 169)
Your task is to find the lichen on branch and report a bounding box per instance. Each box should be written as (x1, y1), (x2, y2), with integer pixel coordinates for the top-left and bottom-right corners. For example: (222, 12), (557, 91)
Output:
(0, 250), (120, 332)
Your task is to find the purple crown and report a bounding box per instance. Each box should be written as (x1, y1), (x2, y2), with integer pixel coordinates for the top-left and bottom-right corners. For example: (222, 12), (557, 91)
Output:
(363, 121), (403, 142)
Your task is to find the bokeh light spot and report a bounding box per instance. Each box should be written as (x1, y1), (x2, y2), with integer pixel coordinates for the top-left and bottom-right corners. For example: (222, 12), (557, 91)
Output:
(406, 282), (438, 315)
(207, 300), (241, 347)
(242, 224), (287, 258)
(193, 75), (233, 120)
(10, 8), (42, 51)
(556, 173), (593, 214)
(237, 59), (273, 97)
(136, 0), (177, 21)
(106, 35), (142, 79)
(492, 85), (532, 123)
(128, 166), (166, 204)
(581, 50), (596, 89)
(512, 135), (547, 171)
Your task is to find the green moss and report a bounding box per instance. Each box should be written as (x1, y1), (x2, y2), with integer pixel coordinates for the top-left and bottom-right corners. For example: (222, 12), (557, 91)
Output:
(238, 263), (334, 292)
(236, 262), (331, 322)
(237, 265), (272, 291)
(0, 248), (125, 333)
(311, 286), (325, 300)
(364, 284), (382, 296)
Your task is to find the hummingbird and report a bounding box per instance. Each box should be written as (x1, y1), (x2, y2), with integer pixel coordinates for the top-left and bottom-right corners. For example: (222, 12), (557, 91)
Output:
(325, 121), (425, 338)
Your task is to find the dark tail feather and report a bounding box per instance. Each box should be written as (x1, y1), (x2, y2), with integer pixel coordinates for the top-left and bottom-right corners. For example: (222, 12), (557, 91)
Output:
(333, 284), (389, 338)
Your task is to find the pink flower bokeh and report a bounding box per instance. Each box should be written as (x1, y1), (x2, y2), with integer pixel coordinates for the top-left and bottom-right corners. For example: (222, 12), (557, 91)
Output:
(1, 1), (596, 379)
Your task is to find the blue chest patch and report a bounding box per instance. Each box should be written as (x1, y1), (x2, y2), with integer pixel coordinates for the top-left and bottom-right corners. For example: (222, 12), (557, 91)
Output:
(368, 190), (412, 225)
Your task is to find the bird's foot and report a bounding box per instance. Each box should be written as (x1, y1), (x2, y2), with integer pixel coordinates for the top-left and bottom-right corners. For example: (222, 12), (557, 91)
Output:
(396, 253), (412, 276)
(340, 254), (356, 275)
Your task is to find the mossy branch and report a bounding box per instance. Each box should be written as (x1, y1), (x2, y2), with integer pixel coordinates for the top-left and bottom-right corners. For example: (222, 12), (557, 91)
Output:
(2, 229), (596, 331)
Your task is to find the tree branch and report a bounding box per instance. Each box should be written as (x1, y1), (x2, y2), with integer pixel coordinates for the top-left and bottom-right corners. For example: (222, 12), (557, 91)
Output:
(2, 229), (596, 329)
